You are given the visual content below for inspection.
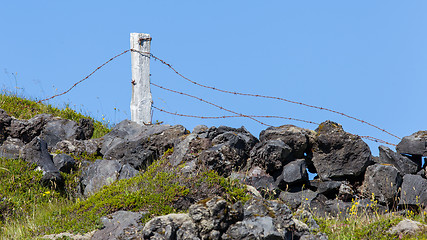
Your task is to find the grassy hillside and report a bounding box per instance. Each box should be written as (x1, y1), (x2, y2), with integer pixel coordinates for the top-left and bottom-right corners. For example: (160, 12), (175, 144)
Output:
(0, 93), (426, 239)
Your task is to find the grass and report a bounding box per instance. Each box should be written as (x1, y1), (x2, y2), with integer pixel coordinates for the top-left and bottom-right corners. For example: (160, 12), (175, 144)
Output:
(313, 197), (427, 240)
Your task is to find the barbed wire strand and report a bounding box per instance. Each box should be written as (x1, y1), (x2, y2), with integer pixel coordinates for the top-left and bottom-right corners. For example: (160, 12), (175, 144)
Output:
(152, 105), (319, 125)
(36, 49), (132, 104)
(141, 50), (401, 140)
(151, 82), (272, 127)
(26, 48), (399, 147)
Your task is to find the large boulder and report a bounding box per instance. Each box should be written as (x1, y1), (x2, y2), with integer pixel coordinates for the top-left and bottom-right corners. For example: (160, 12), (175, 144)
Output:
(230, 166), (278, 197)
(259, 125), (315, 159)
(8, 114), (54, 143)
(40, 119), (88, 148)
(101, 120), (187, 170)
(142, 213), (199, 240)
(310, 179), (342, 199)
(248, 139), (293, 177)
(311, 121), (372, 180)
(92, 211), (145, 240)
(399, 174), (427, 208)
(52, 154), (76, 173)
(396, 131), (427, 156)
(360, 164), (402, 205)
(275, 159), (309, 189)
(0, 109), (12, 144)
(198, 126), (258, 176)
(80, 160), (122, 196)
(377, 145), (421, 175)
(53, 138), (102, 157)
(279, 189), (319, 211)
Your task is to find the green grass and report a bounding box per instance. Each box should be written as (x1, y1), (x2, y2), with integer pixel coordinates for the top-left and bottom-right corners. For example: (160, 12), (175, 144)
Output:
(314, 198), (427, 240)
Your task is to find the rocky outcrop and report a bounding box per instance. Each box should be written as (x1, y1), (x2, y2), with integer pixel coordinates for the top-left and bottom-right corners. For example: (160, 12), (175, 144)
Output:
(3, 107), (427, 239)
(139, 197), (326, 240)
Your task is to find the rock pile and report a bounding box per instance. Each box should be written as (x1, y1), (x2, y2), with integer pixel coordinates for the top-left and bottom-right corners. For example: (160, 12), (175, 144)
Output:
(1, 109), (426, 239)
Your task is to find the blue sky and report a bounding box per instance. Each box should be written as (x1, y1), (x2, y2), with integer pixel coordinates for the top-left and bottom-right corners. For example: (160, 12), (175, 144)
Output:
(1, 1), (426, 156)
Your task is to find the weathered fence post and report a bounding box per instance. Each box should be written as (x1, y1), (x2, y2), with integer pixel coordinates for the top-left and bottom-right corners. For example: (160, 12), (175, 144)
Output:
(130, 33), (152, 125)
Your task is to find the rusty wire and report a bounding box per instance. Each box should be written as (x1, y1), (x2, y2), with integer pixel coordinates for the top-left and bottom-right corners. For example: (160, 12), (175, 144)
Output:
(28, 48), (399, 147)
(151, 82), (272, 127)
(37, 49), (132, 104)
(152, 105), (319, 125)
(142, 50), (401, 140)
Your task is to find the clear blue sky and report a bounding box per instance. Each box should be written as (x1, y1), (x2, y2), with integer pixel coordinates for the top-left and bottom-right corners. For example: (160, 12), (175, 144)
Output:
(1, 1), (426, 156)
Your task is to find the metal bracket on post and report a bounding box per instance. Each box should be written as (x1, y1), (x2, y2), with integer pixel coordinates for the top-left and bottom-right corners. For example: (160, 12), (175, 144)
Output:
(130, 33), (152, 125)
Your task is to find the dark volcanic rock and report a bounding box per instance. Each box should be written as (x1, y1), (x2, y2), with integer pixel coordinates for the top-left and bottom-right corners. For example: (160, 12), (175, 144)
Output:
(0, 137), (24, 159)
(310, 179), (342, 198)
(311, 121), (372, 180)
(360, 164), (402, 205)
(141, 196), (326, 240)
(259, 125), (315, 158)
(275, 159), (309, 189)
(22, 137), (62, 186)
(78, 118), (94, 139)
(223, 197), (295, 240)
(40, 119), (87, 148)
(0, 109), (12, 144)
(396, 131), (427, 156)
(53, 138), (102, 157)
(118, 163), (139, 180)
(399, 174), (427, 208)
(198, 126), (258, 176)
(53, 154), (76, 173)
(248, 139), (293, 177)
(279, 189), (319, 211)
(8, 114), (54, 143)
(80, 160), (122, 196)
(230, 166), (278, 197)
(378, 145), (421, 175)
(102, 120), (187, 170)
(92, 211), (145, 240)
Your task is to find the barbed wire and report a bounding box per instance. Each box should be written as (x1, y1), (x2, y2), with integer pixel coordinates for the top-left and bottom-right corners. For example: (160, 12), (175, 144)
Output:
(36, 49), (132, 104)
(23, 48), (400, 147)
(151, 82), (272, 127)
(144, 50), (401, 140)
(152, 105), (319, 125)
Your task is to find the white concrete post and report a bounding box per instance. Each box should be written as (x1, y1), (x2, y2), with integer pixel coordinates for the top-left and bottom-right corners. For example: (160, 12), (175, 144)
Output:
(130, 33), (152, 125)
